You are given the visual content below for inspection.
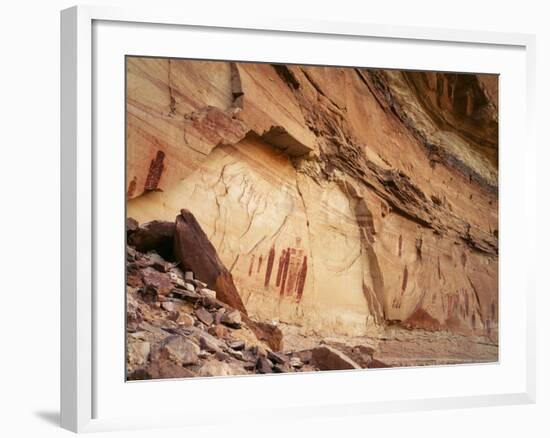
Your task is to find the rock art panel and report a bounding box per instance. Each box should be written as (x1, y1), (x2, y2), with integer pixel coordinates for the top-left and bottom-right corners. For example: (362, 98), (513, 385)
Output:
(126, 57), (499, 366)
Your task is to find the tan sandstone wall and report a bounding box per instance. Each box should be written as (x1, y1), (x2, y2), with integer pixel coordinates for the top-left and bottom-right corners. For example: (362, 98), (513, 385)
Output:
(126, 57), (499, 340)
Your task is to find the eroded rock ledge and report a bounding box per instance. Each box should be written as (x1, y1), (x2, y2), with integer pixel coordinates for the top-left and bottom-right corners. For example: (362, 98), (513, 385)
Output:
(126, 58), (498, 348)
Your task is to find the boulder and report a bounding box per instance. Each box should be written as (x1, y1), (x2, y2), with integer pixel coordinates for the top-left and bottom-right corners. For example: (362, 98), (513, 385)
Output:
(127, 341), (150, 367)
(198, 359), (246, 377)
(221, 310), (242, 329)
(256, 357), (273, 374)
(161, 301), (177, 312)
(200, 288), (217, 300)
(137, 285), (157, 303)
(199, 333), (224, 353)
(174, 209), (247, 313)
(128, 220), (175, 259)
(170, 288), (200, 303)
(126, 217), (139, 235)
(267, 350), (288, 365)
(162, 336), (200, 366)
(310, 345), (362, 371)
(244, 319), (283, 352)
(208, 324), (228, 339)
(141, 267), (173, 296)
(177, 313), (195, 327)
(195, 308), (214, 326)
(228, 340), (246, 351)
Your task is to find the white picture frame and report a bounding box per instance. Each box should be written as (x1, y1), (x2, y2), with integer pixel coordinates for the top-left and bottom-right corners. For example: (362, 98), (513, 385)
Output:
(60, 4), (536, 433)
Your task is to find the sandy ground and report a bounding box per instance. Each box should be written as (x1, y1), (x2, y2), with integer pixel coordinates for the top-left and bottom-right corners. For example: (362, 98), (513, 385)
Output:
(279, 323), (498, 368)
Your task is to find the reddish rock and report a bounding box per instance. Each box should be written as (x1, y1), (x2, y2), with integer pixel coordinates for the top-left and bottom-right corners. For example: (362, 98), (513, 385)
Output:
(195, 308), (214, 326)
(128, 220), (175, 258)
(244, 319), (283, 352)
(141, 267), (173, 296)
(126, 217), (139, 235)
(310, 345), (362, 371)
(174, 209), (247, 314)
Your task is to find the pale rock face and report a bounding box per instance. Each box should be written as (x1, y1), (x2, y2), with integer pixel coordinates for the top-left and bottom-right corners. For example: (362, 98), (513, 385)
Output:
(127, 58), (498, 342)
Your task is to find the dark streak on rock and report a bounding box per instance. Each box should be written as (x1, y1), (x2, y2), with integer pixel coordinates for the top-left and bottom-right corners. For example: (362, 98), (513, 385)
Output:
(275, 249), (286, 287)
(285, 249), (299, 296)
(401, 266), (408, 294)
(144, 150), (165, 192)
(273, 64), (300, 90)
(279, 249), (291, 297)
(264, 247), (275, 288)
(295, 256), (308, 302)
(257, 255), (263, 273)
(248, 255), (255, 277)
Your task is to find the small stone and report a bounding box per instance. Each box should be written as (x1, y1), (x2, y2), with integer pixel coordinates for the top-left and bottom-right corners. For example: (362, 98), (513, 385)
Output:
(241, 349), (257, 363)
(290, 357), (303, 368)
(126, 245), (137, 261)
(228, 349), (244, 360)
(162, 337), (199, 366)
(267, 350), (288, 365)
(202, 296), (223, 310)
(161, 301), (177, 312)
(138, 285), (157, 303)
(147, 252), (169, 272)
(195, 308), (214, 326)
(256, 357), (273, 374)
(200, 333), (223, 353)
(272, 364), (290, 373)
(170, 288), (200, 303)
(200, 288), (216, 300)
(215, 308), (226, 325)
(192, 279), (208, 288)
(184, 282), (195, 292)
(177, 313), (195, 326)
(215, 351), (231, 362)
(167, 311), (180, 322)
(294, 350), (312, 364)
(127, 341), (150, 367)
(221, 309), (242, 329)
(184, 271), (194, 281)
(126, 217), (139, 234)
(198, 360), (233, 377)
(250, 344), (267, 358)
(169, 272), (187, 288)
(141, 267), (173, 296)
(228, 340), (246, 351)
(208, 324), (227, 339)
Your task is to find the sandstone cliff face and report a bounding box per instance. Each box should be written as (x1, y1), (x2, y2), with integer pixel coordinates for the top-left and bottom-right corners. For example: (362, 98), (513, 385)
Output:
(126, 58), (498, 345)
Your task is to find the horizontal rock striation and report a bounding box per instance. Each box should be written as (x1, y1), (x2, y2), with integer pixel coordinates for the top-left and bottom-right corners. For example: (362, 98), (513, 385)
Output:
(127, 58), (498, 349)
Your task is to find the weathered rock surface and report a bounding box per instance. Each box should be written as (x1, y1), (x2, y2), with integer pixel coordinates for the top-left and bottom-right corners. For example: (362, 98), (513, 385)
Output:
(127, 58), (499, 371)
(310, 345), (362, 371)
(174, 209), (247, 314)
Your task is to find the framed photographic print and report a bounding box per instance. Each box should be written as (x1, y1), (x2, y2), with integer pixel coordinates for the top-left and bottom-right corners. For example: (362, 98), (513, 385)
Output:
(60, 5), (536, 433)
